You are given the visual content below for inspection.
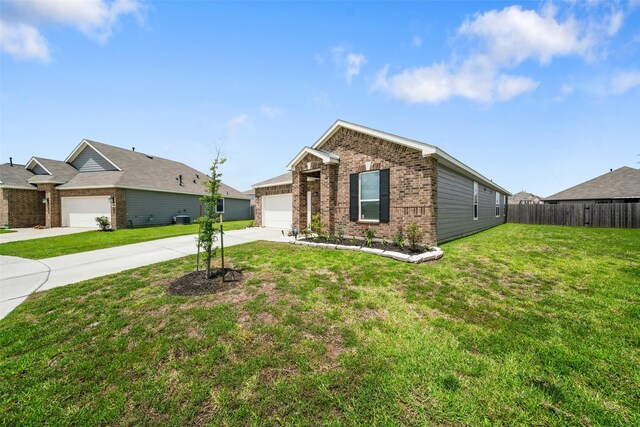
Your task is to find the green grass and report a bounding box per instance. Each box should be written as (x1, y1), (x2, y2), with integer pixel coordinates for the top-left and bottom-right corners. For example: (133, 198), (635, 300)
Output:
(1, 224), (638, 425)
(0, 220), (252, 259)
(0, 229), (17, 234)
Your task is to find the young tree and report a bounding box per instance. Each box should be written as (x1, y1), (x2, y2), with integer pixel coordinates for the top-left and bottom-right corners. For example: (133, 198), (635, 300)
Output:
(197, 153), (226, 278)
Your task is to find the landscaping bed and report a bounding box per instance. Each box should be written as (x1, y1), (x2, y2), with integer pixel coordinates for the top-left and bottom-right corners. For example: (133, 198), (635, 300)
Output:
(295, 236), (443, 262)
(167, 268), (244, 296)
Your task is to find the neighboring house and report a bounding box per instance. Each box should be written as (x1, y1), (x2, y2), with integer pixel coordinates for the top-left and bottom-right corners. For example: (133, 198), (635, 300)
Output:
(545, 167), (640, 204)
(0, 140), (250, 229)
(509, 191), (543, 205)
(242, 188), (256, 219)
(252, 120), (510, 244)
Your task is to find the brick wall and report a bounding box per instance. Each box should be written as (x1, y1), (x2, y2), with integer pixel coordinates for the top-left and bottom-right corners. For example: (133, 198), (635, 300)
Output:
(0, 188), (46, 228)
(254, 184), (292, 227)
(56, 188), (127, 229)
(320, 127), (437, 243)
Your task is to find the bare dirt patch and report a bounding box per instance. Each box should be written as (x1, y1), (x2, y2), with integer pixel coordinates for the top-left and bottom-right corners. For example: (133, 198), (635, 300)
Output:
(167, 269), (244, 296)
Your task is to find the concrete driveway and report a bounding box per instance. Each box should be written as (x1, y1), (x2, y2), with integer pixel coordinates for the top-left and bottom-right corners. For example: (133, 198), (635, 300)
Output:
(0, 227), (292, 320)
(0, 227), (91, 243)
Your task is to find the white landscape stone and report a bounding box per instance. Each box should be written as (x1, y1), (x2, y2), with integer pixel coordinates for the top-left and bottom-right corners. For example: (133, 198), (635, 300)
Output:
(360, 247), (384, 255)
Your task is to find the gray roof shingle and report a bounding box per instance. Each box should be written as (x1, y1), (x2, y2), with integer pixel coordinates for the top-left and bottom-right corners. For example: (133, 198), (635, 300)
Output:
(58, 140), (248, 199)
(545, 167), (640, 201)
(252, 172), (292, 188)
(0, 164), (38, 190)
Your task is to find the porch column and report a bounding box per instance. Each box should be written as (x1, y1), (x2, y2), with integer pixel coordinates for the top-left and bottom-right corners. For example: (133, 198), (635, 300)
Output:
(38, 184), (61, 228)
(320, 163), (338, 235)
(291, 169), (306, 231)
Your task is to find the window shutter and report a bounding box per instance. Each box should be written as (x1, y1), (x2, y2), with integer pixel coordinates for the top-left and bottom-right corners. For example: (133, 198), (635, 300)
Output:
(349, 173), (358, 221)
(379, 168), (390, 223)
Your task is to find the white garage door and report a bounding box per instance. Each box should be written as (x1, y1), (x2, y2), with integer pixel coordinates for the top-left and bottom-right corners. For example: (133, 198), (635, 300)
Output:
(262, 194), (292, 229)
(61, 196), (111, 228)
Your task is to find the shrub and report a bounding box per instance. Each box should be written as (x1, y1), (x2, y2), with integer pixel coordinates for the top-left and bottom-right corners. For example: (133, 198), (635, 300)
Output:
(310, 212), (323, 234)
(362, 226), (376, 247)
(393, 225), (405, 248)
(95, 216), (111, 231)
(406, 223), (425, 251)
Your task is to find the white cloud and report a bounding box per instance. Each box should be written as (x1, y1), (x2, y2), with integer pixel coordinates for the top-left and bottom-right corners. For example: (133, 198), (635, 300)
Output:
(373, 4), (612, 104)
(331, 44), (366, 83)
(226, 114), (250, 136)
(412, 35), (423, 48)
(345, 53), (366, 83)
(259, 105), (282, 119)
(607, 10), (624, 36)
(0, 0), (144, 62)
(457, 5), (593, 66)
(555, 82), (575, 101)
(0, 21), (49, 62)
(609, 70), (640, 94)
(374, 61), (538, 104)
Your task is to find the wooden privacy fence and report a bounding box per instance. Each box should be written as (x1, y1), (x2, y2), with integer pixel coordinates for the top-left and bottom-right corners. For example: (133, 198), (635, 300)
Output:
(506, 203), (640, 228)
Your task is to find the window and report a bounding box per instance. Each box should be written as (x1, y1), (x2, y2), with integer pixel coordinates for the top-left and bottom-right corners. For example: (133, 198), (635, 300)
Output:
(359, 170), (380, 221)
(495, 192), (501, 216)
(215, 198), (225, 213)
(473, 181), (478, 220)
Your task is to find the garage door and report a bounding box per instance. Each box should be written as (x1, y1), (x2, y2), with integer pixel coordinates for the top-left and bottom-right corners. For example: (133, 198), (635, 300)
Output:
(262, 194), (292, 229)
(61, 196), (111, 228)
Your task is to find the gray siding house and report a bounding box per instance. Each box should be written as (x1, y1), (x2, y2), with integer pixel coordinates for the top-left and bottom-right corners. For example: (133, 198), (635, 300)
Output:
(545, 167), (640, 204)
(1, 140), (250, 228)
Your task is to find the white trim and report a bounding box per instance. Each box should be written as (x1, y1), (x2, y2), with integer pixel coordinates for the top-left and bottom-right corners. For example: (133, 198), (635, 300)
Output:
(359, 170), (380, 221)
(286, 147), (340, 171)
(495, 191), (501, 217)
(0, 185), (39, 191)
(306, 191), (312, 228)
(473, 181), (479, 220)
(24, 157), (52, 175)
(252, 180), (293, 189)
(64, 140), (122, 171)
(310, 120), (511, 195)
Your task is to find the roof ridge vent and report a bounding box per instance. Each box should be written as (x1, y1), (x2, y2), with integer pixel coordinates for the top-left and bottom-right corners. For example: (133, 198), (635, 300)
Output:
(145, 154), (154, 159)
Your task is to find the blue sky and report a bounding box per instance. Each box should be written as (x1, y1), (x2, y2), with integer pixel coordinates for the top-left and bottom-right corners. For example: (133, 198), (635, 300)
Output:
(1, 1), (639, 196)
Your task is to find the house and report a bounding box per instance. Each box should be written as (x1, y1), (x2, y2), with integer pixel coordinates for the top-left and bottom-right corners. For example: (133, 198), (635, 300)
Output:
(0, 140), (251, 229)
(252, 120), (510, 244)
(545, 167), (640, 204)
(509, 191), (543, 204)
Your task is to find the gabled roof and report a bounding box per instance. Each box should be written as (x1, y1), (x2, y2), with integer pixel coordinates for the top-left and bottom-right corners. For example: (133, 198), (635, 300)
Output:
(545, 167), (640, 201)
(58, 139), (248, 198)
(286, 147), (340, 170)
(252, 172), (293, 189)
(294, 120), (510, 195)
(25, 157), (79, 185)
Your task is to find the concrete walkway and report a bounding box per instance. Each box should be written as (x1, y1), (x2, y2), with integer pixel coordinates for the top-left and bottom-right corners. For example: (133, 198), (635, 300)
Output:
(0, 227), (292, 320)
(0, 227), (90, 243)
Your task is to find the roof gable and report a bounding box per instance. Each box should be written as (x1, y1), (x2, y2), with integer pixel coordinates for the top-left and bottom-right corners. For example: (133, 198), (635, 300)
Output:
(65, 140), (122, 171)
(286, 147), (340, 170)
(302, 120), (510, 195)
(25, 157), (52, 175)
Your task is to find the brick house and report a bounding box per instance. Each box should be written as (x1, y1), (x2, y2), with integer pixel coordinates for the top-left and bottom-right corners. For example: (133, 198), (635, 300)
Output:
(252, 120), (511, 244)
(1, 140), (250, 229)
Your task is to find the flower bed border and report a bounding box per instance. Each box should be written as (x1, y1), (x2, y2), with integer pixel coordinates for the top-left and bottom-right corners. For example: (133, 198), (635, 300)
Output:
(293, 240), (444, 263)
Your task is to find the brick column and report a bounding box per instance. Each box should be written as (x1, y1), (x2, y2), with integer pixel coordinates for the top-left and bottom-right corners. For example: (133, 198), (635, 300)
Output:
(320, 164), (338, 235)
(291, 169), (306, 230)
(113, 188), (127, 229)
(38, 184), (61, 228)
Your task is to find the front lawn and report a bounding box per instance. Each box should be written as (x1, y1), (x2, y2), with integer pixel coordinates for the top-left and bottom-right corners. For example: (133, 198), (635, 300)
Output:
(0, 220), (253, 259)
(1, 224), (638, 425)
(0, 229), (17, 234)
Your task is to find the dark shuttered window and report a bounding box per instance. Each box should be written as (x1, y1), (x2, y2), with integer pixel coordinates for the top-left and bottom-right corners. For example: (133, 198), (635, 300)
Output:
(349, 169), (390, 222)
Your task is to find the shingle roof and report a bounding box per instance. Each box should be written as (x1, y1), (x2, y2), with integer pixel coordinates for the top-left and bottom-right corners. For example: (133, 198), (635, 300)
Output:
(252, 172), (293, 188)
(59, 140), (248, 199)
(545, 167), (640, 201)
(33, 157), (79, 181)
(509, 191), (542, 204)
(0, 163), (39, 190)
